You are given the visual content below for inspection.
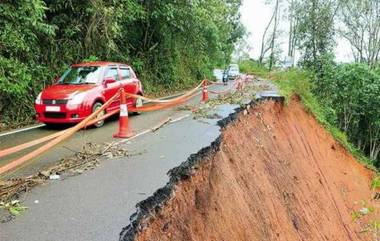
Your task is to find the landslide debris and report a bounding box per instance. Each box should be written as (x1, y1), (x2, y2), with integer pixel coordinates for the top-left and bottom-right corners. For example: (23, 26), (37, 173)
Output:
(122, 98), (380, 241)
(177, 79), (273, 120)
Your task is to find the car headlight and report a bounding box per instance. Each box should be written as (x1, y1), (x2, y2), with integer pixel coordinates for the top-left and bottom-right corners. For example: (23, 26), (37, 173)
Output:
(68, 92), (86, 105)
(35, 92), (42, 105)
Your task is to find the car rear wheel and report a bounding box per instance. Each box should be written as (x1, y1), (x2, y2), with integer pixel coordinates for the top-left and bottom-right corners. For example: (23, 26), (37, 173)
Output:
(92, 102), (105, 128)
(133, 94), (143, 115)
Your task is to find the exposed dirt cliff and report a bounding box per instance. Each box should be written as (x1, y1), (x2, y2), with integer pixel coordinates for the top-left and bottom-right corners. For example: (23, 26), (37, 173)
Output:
(124, 98), (379, 241)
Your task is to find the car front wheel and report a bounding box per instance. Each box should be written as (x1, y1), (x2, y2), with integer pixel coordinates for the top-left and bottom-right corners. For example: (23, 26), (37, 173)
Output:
(92, 102), (105, 128)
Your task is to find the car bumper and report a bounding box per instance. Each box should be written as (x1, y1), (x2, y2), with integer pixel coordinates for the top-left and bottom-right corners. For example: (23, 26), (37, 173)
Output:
(34, 104), (91, 124)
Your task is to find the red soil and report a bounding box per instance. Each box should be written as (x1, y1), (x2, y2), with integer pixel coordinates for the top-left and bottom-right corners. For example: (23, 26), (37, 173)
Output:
(135, 98), (379, 241)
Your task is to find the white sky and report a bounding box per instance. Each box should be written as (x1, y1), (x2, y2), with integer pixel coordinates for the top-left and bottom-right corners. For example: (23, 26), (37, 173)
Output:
(240, 0), (353, 62)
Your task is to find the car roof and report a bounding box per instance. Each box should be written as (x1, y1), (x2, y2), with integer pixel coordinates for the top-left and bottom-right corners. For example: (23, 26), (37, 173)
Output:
(72, 61), (129, 67)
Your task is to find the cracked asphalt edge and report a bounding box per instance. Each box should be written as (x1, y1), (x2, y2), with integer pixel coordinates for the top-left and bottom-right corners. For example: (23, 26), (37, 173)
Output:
(119, 94), (284, 241)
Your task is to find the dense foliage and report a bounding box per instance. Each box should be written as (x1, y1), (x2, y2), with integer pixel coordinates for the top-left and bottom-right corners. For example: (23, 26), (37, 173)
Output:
(0, 0), (244, 127)
(315, 62), (380, 163)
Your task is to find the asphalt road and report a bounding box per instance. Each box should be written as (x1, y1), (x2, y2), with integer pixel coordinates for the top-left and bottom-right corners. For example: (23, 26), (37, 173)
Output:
(0, 78), (277, 241)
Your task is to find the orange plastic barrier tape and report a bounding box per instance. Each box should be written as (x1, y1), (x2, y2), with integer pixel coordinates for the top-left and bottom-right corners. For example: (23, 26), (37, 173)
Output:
(0, 131), (63, 159)
(0, 92), (120, 175)
(129, 91), (199, 113)
(125, 80), (205, 103)
(0, 109), (119, 159)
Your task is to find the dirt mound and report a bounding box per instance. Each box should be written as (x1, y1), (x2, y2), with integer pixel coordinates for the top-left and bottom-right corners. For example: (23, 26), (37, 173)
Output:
(126, 98), (379, 241)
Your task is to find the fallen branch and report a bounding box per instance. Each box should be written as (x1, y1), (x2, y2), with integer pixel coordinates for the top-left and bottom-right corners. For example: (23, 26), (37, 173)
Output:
(151, 117), (172, 132)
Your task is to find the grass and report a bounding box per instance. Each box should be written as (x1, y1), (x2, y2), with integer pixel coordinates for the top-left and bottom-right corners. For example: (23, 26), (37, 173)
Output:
(241, 62), (376, 171)
(240, 61), (270, 78)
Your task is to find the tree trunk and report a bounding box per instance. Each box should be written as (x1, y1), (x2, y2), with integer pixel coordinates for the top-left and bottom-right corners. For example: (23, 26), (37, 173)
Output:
(288, 0), (295, 61)
(269, 0), (280, 70)
(259, 0), (277, 65)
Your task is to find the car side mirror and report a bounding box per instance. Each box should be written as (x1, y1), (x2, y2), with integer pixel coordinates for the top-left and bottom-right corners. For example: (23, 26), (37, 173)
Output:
(103, 77), (116, 87)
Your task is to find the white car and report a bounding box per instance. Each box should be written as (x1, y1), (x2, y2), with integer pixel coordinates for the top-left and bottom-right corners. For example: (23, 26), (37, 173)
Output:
(227, 64), (240, 80)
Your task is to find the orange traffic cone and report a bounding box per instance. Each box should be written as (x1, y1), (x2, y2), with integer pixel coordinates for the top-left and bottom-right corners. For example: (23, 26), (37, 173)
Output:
(202, 80), (208, 102)
(113, 89), (134, 138)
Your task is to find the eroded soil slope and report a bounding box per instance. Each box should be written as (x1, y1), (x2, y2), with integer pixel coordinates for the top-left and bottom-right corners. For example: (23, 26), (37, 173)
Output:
(134, 99), (379, 241)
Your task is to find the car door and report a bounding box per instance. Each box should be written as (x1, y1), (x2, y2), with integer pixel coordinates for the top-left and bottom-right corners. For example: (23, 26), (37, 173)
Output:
(103, 65), (122, 110)
(119, 66), (138, 105)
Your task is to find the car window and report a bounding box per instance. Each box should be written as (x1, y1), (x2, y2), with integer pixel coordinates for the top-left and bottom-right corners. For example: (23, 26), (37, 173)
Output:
(58, 66), (101, 85)
(120, 68), (131, 79)
(104, 66), (119, 81)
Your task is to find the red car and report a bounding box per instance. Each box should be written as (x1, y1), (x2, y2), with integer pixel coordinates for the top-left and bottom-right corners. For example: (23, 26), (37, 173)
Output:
(34, 61), (143, 127)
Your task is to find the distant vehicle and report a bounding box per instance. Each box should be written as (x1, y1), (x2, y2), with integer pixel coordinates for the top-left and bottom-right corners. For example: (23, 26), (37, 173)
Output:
(34, 61), (144, 127)
(227, 64), (240, 80)
(222, 64), (240, 84)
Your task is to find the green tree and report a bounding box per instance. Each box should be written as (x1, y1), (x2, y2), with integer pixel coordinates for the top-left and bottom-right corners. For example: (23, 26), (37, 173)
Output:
(0, 0), (54, 124)
(339, 0), (380, 68)
(295, 0), (337, 71)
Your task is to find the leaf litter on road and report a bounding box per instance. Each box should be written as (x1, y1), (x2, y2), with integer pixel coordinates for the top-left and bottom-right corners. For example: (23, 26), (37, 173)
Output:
(191, 81), (269, 120)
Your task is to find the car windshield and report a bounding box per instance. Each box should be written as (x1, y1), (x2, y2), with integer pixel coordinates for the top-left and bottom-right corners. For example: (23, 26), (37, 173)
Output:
(58, 66), (102, 85)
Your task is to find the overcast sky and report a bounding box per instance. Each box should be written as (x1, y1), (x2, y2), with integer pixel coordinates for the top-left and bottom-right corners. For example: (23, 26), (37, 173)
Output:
(239, 0), (353, 62)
